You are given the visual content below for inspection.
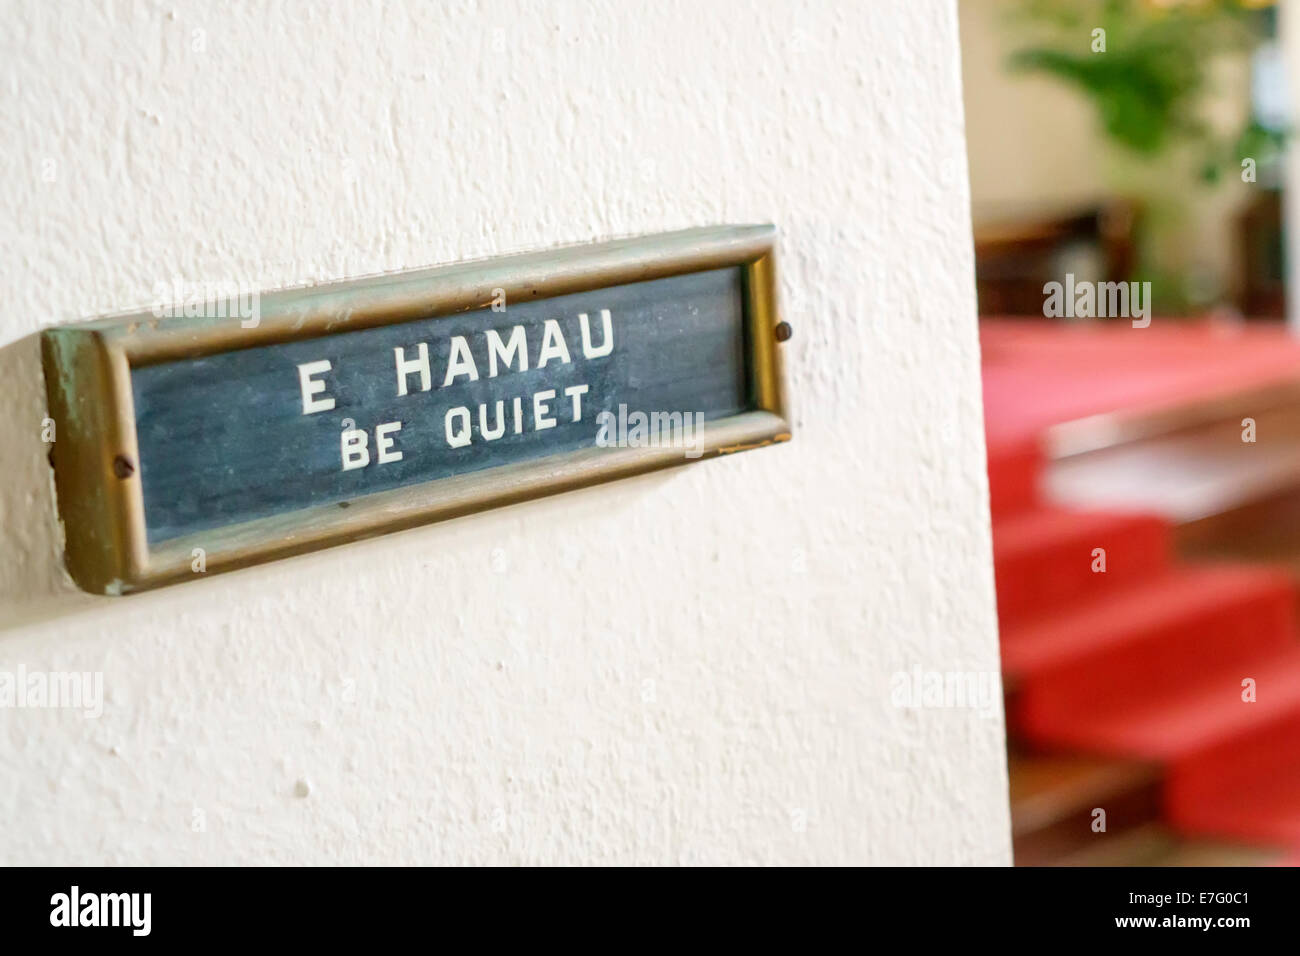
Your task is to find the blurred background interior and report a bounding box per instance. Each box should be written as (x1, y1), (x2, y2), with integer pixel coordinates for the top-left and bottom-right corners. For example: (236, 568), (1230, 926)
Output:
(962, 0), (1300, 865)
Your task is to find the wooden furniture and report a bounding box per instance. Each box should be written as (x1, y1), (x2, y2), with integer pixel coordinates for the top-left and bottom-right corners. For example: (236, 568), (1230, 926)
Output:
(973, 200), (1139, 317)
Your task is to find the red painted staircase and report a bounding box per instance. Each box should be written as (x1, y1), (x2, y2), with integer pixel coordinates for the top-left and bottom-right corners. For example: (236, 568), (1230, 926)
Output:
(989, 435), (1300, 855)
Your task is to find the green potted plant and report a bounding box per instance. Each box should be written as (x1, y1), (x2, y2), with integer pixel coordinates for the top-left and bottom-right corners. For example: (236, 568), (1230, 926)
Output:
(1004, 0), (1284, 312)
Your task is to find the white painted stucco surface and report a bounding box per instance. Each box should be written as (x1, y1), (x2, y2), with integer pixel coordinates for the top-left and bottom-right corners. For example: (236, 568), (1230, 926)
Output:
(0, 0), (1008, 865)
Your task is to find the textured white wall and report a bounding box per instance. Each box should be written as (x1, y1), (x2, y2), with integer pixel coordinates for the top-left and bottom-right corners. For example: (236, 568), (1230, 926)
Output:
(0, 0), (1008, 865)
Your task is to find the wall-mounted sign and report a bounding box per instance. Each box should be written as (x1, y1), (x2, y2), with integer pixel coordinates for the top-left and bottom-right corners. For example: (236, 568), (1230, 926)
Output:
(42, 225), (790, 594)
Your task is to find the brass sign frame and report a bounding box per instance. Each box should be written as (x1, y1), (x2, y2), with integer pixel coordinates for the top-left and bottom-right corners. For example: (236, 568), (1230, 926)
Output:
(41, 224), (790, 595)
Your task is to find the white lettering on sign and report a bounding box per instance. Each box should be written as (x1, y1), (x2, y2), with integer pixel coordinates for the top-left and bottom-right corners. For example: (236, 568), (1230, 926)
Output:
(533, 389), (557, 429)
(340, 422), (404, 470)
(579, 309), (614, 358)
(565, 383), (589, 420)
(341, 428), (368, 470)
(394, 313), (612, 395)
(297, 309), (616, 470)
(443, 335), (479, 386)
(375, 421), (404, 463)
(442, 384), (593, 448)
(298, 359), (335, 414)
(536, 320), (571, 368)
(487, 325), (528, 377)
(445, 407), (471, 448)
(394, 343), (431, 396)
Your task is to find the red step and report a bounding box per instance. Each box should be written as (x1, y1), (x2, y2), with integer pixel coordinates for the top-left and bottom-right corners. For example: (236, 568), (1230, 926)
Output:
(1167, 704), (1300, 847)
(987, 440), (1041, 518)
(1002, 564), (1294, 681)
(982, 321), (1300, 860)
(993, 506), (1171, 630)
(1018, 644), (1300, 763)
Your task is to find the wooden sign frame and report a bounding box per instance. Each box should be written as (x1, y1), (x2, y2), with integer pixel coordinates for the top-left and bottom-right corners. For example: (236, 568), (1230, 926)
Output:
(41, 224), (789, 595)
